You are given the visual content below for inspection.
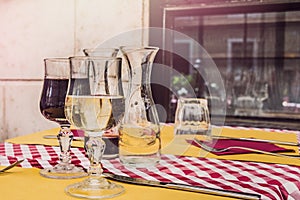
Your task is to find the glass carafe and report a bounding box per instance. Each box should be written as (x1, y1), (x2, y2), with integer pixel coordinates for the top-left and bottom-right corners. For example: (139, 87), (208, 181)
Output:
(119, 46), (161, 167)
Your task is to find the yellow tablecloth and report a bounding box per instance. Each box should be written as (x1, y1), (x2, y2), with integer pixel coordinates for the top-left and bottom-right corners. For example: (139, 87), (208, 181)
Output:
(1, 125), (300, 200)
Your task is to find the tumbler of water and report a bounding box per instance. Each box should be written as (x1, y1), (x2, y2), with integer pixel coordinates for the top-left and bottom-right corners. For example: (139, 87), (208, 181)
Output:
(174, 98), (211, 142)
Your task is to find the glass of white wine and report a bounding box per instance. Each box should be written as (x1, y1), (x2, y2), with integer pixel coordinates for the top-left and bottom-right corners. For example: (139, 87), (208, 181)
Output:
(64, 56), (125, 199)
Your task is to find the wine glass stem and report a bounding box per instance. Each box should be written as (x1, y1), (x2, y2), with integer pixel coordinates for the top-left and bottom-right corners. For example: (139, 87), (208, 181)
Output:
(57, 125), (73, 164)
(86, 136), (106, 177)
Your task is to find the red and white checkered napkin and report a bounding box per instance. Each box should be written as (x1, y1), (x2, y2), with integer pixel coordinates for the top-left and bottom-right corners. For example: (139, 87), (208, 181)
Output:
(104, 155), (300, 200)
(0, 142), (89, 169)
(1, 142), (300, 200)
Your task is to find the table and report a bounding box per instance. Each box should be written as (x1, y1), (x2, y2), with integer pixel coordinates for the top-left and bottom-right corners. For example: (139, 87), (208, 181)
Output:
(1, 125), (300, 200)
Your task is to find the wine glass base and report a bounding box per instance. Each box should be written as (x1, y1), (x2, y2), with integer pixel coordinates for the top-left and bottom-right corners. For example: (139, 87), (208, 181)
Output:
(65, 177), (124, 199)
(40, 163), (87, 179)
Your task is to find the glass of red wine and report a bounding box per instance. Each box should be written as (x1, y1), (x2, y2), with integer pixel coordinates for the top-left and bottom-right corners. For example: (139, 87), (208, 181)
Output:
(39, 58), (87, 179)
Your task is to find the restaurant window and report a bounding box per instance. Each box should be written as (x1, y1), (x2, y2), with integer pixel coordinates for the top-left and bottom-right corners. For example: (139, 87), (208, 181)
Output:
(149, 0), (300, 130)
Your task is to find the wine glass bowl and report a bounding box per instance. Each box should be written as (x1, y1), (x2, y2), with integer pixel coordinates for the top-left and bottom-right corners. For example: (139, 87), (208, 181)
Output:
(83, 48), (119, 57)
(64, 56), (125, 199)
(39, 58), (87, 179)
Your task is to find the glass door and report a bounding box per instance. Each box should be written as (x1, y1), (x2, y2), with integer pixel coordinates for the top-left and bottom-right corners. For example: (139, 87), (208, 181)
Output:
(150, 0), (300, 129)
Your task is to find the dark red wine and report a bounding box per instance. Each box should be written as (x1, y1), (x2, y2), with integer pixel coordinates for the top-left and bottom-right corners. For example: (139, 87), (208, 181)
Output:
(40, 78), (69, 125)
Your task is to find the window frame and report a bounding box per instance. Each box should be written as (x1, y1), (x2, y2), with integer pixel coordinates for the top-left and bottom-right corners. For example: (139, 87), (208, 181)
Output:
(149, 0), (300, 130)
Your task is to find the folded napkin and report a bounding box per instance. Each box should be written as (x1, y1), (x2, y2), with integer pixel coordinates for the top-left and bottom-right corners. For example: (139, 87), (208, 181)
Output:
(71, 129), (84, 137)
(187, 138), (295, 155)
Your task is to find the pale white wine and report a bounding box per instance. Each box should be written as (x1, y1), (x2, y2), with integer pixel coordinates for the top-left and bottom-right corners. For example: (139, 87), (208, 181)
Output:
(65, 95), (125, 133)
(119, 123), (160, 167)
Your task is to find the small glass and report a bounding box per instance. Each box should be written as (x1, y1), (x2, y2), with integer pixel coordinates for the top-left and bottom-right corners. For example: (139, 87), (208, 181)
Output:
(174, 98), (212, 156)
(39, 58), (86, 179)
